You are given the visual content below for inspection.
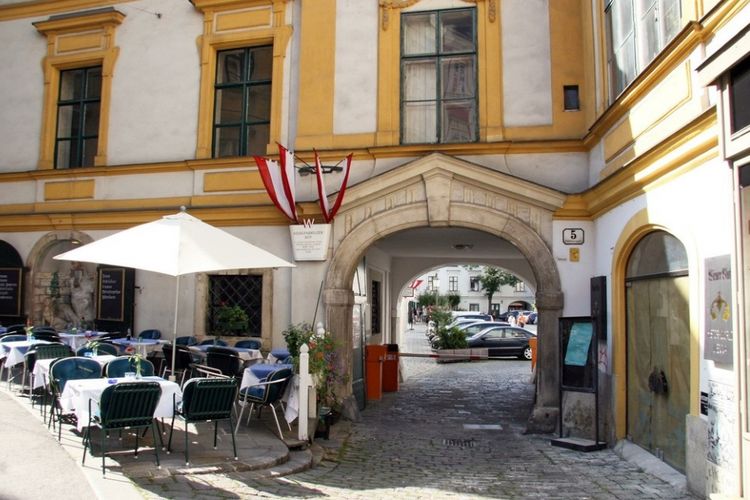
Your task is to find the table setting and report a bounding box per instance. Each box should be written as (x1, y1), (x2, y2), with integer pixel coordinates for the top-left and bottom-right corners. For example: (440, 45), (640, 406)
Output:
(59, 375), (182, 431)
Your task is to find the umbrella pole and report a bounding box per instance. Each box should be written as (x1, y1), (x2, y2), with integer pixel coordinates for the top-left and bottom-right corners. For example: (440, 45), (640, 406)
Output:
(170, 275), (180, 382)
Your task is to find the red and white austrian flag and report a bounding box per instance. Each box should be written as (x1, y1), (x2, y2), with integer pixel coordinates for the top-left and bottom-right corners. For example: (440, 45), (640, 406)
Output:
(254, 144), (298, 223)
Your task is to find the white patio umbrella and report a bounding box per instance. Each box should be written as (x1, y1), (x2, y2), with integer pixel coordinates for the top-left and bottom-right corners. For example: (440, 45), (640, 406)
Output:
(54, 210), (295, 378)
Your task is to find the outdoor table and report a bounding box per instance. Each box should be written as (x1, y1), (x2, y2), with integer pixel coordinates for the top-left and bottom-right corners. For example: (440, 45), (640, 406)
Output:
(267, 348), (290, 364)
(0, 339), (52, 368)
(32, 355), (116, 389)
(58, 331), (106, 351)
(189, 345), (264, 363)
(110, 338), (163, 357)
(59, 375), (182, 431)
(240, 364), (297, 423)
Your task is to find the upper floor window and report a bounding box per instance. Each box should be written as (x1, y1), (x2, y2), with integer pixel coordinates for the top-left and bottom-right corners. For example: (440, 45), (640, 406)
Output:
(515, 282), (526, 292)
(469, 276), (481, 292)
(401, 8), (477, 144)
(605, 0), (681, 99)
(213, 46), (272, 158)
(449, 276), (458, 291)
(55, 66), (102, 169)
(730, 57), (750, 135)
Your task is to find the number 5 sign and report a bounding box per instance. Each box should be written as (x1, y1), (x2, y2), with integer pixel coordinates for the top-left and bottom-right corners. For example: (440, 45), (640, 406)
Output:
(563, 228), (584, 245)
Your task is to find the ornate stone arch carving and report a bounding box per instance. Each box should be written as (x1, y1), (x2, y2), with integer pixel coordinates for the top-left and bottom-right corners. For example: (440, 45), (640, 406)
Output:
(323, 153), (563, 428)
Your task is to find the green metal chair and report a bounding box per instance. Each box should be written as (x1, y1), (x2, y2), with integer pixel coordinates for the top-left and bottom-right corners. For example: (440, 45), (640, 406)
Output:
(236, 367), (293, 438)
(168, 377), (238, 465)
(75, 343), (118, 357)
(82, 381), (163, 476)
(49, 356), (102, 440)
(21, 342), (73, 395)
(104, 356), (155, 378)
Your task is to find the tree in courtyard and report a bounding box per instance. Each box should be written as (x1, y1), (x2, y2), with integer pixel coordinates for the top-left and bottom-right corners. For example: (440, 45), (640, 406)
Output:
(479, 267), (520, 315)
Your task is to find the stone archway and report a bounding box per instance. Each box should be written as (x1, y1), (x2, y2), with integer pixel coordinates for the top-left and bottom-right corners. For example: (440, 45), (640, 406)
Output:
(323, 153), (565, 430)
(26, 231), (96, 328)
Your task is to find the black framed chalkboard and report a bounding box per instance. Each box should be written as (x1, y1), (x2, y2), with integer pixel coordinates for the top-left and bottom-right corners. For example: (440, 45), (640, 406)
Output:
(560, 316), (596, 391)
(97, 268), (125, 321)
(0, 267), (22, 317)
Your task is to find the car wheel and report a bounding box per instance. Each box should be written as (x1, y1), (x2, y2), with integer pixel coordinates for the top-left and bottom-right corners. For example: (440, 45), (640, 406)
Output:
(520, 346), (533, 360)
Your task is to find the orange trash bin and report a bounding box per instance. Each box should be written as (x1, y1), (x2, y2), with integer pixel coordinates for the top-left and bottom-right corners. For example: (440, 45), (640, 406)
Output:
(529, 337), (537, 371)
(365, 345), (386, 400)
(382, 344), (399, 392)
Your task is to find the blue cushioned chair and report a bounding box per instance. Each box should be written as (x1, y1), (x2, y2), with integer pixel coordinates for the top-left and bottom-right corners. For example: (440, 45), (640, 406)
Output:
(236, 367), (292, 438)
(138, 329), (161, 340)
(199, 338), (228, 346)
(234, 339), (261, 349)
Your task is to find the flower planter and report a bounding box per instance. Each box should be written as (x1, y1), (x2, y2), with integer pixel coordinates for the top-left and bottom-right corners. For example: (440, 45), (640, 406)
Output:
(433, 348), (488, 364)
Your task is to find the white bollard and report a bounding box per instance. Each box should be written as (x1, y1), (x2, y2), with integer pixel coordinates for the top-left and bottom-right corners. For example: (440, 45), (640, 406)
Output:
(298, 343), (310, 441)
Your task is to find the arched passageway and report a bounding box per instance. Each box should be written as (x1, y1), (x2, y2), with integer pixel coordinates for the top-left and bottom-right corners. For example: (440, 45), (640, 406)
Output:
(322, 153), (566, 430)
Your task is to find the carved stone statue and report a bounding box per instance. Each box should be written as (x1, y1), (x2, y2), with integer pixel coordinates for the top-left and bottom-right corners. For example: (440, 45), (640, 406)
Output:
(68, 262), (95, 325)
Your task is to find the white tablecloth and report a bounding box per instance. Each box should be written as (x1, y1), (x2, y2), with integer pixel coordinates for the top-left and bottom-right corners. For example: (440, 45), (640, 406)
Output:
(58, 331), (106, 351)
(0, 340), (51, 368)
(110, 338), (165, 357)
(189, 345), (264, 363)
(59, 376), (182, 431)
(32, 355), (116, 389)
(240, 366), (297, 423)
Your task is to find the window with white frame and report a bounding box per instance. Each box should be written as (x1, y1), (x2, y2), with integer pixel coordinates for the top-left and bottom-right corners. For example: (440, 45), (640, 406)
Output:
(605, 0), (681, 99)
(469, 276), (481, 292)
(449, 276), (458, 291)
(515, 282), (526, 292)
(401, 8), (477, 144)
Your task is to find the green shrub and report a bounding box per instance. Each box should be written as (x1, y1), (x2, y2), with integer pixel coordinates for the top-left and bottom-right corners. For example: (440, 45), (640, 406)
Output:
(434, 326), (468, 350)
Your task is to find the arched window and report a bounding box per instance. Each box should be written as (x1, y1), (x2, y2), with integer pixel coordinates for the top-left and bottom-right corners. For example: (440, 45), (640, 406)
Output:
(626, 230), (687, 280)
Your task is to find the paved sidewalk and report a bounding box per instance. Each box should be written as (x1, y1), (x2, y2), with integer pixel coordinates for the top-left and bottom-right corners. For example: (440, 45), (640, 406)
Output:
(0, 324), (702, 499)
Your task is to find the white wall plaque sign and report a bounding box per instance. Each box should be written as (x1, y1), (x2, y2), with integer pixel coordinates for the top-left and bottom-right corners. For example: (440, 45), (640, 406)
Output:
(289, 224), (331, 261)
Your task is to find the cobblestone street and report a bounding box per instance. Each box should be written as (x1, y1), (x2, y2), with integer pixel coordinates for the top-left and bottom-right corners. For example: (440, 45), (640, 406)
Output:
(137, 324), (699, 499)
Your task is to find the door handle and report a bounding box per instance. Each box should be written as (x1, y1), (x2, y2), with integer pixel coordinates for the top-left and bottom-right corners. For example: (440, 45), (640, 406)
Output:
(648, 368), (669, 395)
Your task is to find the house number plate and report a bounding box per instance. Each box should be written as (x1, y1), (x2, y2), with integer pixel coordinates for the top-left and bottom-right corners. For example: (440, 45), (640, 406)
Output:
(563, 228), (584, 245)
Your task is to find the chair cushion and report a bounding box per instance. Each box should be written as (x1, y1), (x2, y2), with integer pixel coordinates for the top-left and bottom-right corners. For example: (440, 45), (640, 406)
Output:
(239, 385), (266, 401)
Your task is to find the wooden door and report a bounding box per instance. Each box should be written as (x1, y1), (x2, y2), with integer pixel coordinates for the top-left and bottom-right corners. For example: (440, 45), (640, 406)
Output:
(627, 275), (690, 472)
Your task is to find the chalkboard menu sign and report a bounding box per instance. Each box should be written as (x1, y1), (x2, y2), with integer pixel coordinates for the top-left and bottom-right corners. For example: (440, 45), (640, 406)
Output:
(97, 268), (125, 321)
(0, 267), (22, 316)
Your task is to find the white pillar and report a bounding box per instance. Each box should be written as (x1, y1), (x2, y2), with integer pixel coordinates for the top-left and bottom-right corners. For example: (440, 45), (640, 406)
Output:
(298, 343), (310, 441)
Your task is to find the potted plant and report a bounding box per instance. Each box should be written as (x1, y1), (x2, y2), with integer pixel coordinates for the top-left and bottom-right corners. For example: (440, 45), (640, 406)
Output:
(213, 304), (249, 343)
(283, 323), (348, 419)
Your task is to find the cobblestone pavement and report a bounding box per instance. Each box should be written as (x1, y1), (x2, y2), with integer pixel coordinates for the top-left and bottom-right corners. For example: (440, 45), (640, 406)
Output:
(137, 325), (699, 499)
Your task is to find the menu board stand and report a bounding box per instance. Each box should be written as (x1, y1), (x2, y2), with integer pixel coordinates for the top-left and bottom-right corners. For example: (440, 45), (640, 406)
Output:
(550, 316), (606, 452)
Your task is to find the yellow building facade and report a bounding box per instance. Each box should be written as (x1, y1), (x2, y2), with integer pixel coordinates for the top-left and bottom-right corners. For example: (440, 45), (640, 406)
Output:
(0, 0), (748, 496)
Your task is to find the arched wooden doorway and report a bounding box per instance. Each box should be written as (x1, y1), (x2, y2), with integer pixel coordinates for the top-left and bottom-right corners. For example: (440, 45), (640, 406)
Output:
(626, 230), (689, 471)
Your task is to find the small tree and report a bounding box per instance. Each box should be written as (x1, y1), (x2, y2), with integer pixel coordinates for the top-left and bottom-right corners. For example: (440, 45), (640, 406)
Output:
(479, 267), (520, 314)
(446, 292), (461, 310)
(417, 291), (440, 310)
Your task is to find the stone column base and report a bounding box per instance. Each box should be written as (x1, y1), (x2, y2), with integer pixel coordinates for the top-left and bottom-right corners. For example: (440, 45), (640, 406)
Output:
(526, 405), (559, 434)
